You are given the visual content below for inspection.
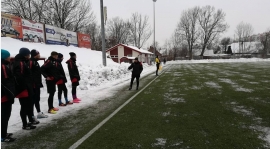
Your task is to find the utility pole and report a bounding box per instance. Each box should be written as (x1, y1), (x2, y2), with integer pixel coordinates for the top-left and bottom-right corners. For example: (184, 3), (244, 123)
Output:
(100, 0), (106, 66)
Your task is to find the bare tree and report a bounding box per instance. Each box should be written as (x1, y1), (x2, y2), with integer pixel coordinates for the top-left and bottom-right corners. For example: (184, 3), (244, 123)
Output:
(220, 37), (231, 53)
(162, 39), (171, 56)
(177, 6), (200, 60)
(129, 13), (152, 49)
(84, 22), (102, 51)
(235, 22), (254, 53)
(170, 32), (181, 60)
(2, 0), (95, 32)
(198, 6), (228, 56)
(70, 0), (95, 32)
(107, 17), (131, 47)
(1, 0), (34, 20)
(31, 0), (50, 23)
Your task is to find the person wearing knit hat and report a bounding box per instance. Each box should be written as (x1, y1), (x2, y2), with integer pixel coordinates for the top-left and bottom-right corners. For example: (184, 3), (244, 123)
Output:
(29, 49), (48, 119)
(58, 53), (63, 59)
(1, 49), (11, 61)
(51, 51), (58, 56)
(56, 53), (73, 106)
(30, 49), (40, 58)
(66, 52), (81, 103)
(1, 49), (16, 142)
(128, 57), (143, 90)
(41, 51), (63, 114)
(19, 47), (31, 58)
(14, 48), (38, 130)
(69, 52), (76, 58)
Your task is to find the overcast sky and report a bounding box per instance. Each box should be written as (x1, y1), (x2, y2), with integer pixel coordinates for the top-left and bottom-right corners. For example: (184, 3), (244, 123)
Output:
(91, 0), (270, 48)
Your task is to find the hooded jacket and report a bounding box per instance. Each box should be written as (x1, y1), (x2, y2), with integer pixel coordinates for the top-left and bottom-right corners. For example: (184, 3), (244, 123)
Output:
(40, 56), (62, 84)
(13, 54), (33, 98)
(57, 58), (67, 83)
(128, 61), (143, 76)
(66, 58), (80, 83)
(28, 58), (43, 88)
(1, 59), (15, 103)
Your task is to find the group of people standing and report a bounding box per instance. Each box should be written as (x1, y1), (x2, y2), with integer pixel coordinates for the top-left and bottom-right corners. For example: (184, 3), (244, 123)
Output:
(1, 48), (81, 142)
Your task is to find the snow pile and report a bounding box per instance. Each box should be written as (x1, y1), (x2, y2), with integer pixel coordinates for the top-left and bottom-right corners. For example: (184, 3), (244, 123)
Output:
(1, 37), (154, 90)
(1, 37), (116, 66)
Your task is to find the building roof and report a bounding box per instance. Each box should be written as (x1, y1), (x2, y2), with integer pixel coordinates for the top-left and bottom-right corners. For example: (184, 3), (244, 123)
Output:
(106, 44), (153, 55)
(148, 46), (162, 56)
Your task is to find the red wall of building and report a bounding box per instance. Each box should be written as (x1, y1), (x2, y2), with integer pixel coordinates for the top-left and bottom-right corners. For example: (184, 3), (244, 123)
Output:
(124, 47), (132, 56)
(110, 48), (118, 55)
(112, 58), (118, 63)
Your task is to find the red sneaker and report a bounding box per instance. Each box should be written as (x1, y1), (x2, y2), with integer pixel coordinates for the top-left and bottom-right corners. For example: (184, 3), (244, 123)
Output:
(73, 99), (80, 103)
(53, 107), (59, 111)
(75, 98), (81, 101)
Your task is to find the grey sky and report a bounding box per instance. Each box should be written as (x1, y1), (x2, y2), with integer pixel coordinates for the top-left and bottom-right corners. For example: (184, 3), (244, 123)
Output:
(91, 0), (270, 48)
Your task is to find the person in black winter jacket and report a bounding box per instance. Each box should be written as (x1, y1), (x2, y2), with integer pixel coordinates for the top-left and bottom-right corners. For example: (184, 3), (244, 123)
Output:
(1, 49), (16, 142)
(128, 57), (143, 90)
(57, 53), (73, 106)
(66, 52), (81, 103)
(29, 49), (48, 119)
(41, 51), (62, 114)
(13, 48), (38, 130)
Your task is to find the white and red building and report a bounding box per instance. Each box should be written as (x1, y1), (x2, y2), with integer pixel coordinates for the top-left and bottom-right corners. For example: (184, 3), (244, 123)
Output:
(106, 44), (153, 64)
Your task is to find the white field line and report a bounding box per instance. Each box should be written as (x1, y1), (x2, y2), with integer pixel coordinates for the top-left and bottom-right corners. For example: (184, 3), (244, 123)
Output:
(69, 65), (170, 149)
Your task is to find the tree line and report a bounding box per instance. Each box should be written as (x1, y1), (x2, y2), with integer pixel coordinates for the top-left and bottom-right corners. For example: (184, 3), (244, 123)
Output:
(164, 5), (270, 60)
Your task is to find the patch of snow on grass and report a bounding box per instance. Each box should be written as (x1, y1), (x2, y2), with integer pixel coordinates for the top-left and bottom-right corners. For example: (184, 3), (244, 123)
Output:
(152, 138), (167, 147)
(170, 98), (186, 103)
(231, 103), (270, 147)
(242, 74), (255, 79)
(207, 73), (216, 76)
(162, 112), (171, 117)
(249, 82), (259, 84)
(234, 86), (253, 93)
(233, 106), (253, 116)
(219, 78), (236, 84)
(205, 81), (222, 89)
(252, 126), (270, 148)
(190, 85), (201, 90)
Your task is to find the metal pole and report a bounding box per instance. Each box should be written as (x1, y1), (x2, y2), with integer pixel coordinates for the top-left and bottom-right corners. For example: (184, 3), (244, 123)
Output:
(100, 0), (106, 66)
(153, 0), (156, 62)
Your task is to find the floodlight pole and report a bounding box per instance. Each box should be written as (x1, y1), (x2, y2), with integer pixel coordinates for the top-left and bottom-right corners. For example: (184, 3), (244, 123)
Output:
(153, 0), (157, 62)
(100, 0), (106, 66)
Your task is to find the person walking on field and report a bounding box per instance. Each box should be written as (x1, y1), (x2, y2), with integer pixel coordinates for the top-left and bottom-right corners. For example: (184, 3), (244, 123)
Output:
(155, 55), (160, 76)
(57, 53), (73, 106)
(1, 49), (16, 142)
(29, 49), (48, 119)
(41, 51), (62, 114)
(128, 57), (143, 90)
(13, 48), (39, 130)
(66, 52), (81, 103)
